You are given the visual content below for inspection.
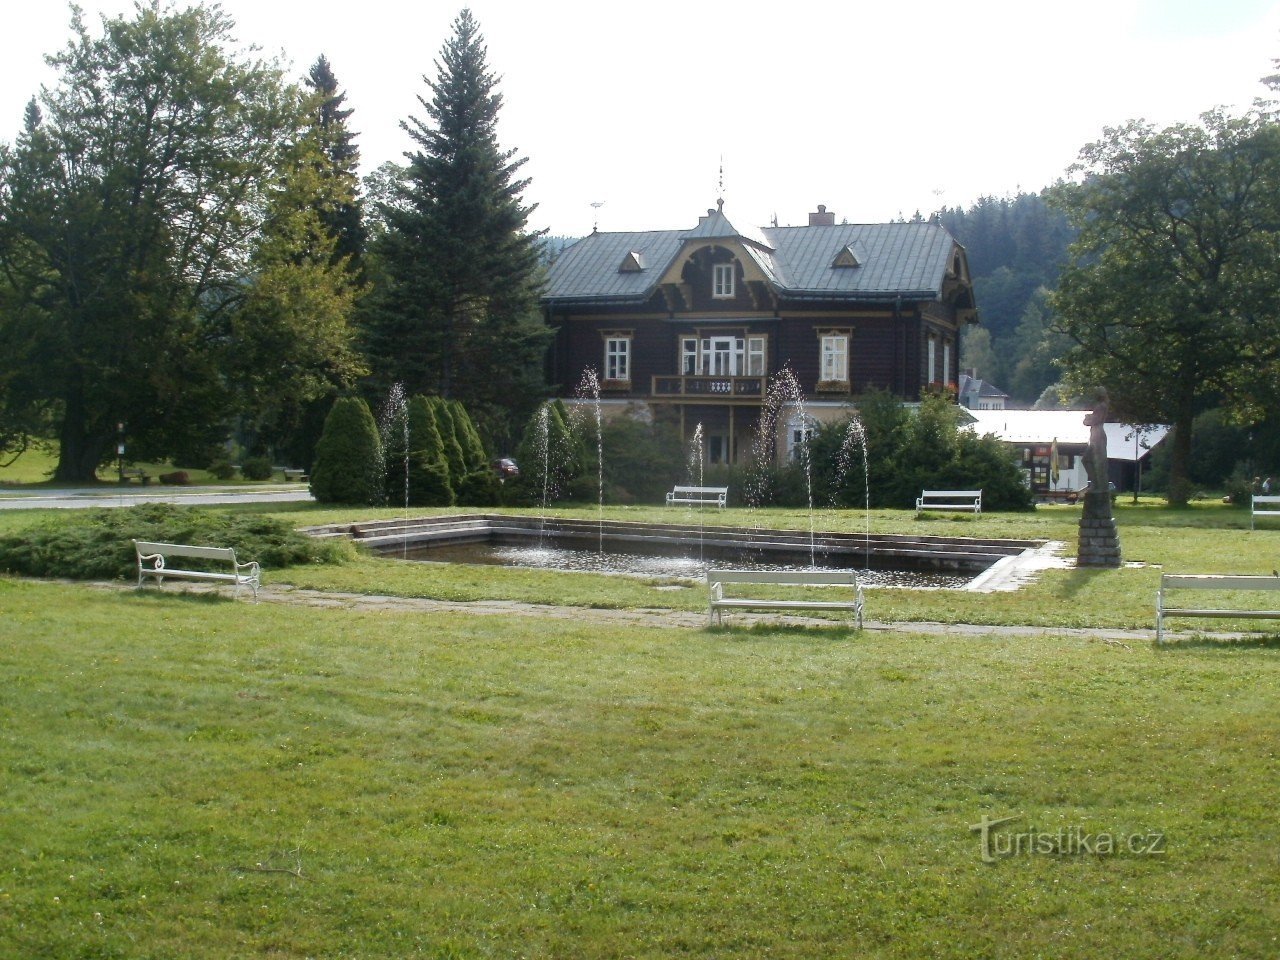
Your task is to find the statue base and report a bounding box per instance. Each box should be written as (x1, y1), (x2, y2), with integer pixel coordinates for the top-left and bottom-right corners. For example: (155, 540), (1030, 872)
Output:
(1077, 508), (1122, 568)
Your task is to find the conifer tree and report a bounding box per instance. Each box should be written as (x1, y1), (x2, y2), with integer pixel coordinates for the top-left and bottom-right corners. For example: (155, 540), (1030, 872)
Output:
(304, 55), (366, 271)
(404, 395), (454, 506)
(429, 395), (469, 485)
(367, 8), (549, 442)
(310, 397), (383, 505)
(448, 399), (488, 471)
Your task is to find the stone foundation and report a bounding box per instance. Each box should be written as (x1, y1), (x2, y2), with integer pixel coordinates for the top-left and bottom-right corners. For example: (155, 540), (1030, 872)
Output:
(1077, 513), (1122, 568)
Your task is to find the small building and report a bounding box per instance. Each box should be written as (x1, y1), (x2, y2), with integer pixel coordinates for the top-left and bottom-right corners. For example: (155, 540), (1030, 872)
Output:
(958, 371), (1009, 410)
(542, 202), (977, 463)
(966, 409), (1169, 496)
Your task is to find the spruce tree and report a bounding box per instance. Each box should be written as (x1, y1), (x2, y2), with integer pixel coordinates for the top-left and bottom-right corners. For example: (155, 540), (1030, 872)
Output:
(367, 8), (549, 442)
(304, 54), (366, 271)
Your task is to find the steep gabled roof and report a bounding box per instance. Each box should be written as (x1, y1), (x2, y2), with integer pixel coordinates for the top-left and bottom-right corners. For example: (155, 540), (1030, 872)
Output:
(543, 205), (964, 305)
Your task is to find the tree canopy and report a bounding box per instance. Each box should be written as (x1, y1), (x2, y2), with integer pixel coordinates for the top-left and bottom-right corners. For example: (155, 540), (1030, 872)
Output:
(1049, 109), (1280, 505)
(0, 4), (361, 480)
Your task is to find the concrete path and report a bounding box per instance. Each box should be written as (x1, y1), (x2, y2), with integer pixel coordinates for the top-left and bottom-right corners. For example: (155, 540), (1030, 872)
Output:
(0, 483), (313, 510)
(78, 578), (1170, 643)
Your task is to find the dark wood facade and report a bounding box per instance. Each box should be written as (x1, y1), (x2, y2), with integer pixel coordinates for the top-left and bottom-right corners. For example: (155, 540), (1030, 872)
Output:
(542, 204), (977, 463)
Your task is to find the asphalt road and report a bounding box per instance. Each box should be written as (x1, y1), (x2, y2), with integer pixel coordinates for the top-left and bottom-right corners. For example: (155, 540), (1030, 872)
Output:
(0, 483), (314, 510)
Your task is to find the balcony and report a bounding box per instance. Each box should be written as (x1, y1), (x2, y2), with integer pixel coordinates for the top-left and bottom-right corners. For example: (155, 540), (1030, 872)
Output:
(651, 375), (766, 398)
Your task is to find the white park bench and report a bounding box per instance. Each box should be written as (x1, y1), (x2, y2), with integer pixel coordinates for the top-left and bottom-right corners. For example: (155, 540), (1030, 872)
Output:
(707, 569), (864, 628)
(916, 489), (982, 516)
(1252, 495), (1280, 530)
(667, 485), (728, 508)
(134, 540), (261, 601)
(1155, 573), (1280, 642)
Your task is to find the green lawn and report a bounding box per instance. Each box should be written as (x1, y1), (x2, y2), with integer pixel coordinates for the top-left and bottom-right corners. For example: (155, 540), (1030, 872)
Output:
(3, 501), (1280, 956)
(3, 570), (1280, 957)
(0, 443), (295, 487)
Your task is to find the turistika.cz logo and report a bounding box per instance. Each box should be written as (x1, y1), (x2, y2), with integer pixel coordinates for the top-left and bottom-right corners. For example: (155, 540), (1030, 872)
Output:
(970, 814), (1166, 863)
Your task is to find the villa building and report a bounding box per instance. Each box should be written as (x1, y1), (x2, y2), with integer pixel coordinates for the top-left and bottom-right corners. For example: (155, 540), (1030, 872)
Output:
(541, 202), (978, 463)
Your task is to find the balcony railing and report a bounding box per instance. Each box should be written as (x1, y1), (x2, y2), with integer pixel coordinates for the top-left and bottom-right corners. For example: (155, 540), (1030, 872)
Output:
(651, 375), (767, 398)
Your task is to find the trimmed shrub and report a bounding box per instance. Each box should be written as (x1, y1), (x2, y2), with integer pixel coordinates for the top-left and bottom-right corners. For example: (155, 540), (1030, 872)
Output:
(809, 391), (1033, 511)
(158, 471), (190, 485)
(310, 396), (383, 505)
(241, 456), (274, 481)
(404, 395), (454, 507)
(429, 396), (468, 486)
(449, 399), (489, 472)
(0, 503), (350, 581)
(600, 415), (683, 504)
(208, 460), (236, 481)
(512, 401), (583, 505)
(454, 468), (501, 507)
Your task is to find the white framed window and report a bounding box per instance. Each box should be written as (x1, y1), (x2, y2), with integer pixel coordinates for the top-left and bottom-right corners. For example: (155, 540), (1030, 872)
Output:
(605, 336), (631, 382)
(747, 336), (766, 376)
(682, 337), (699, 375)
(787, 417), (816, 462)
(682, 334), (761, 376)
(712, 263), (735, 298)
(942, 339), (951, 386)
(820, 335), (849, 383)
(927, 335), (937, 383)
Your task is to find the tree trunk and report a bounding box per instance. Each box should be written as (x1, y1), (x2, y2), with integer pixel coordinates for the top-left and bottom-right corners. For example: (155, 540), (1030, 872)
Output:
(53, 382), (109, 483)
(1166, 387), (1196, 508)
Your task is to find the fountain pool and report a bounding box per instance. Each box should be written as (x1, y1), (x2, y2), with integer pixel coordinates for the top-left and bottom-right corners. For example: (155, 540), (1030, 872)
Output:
(305, 515), (1050, 591)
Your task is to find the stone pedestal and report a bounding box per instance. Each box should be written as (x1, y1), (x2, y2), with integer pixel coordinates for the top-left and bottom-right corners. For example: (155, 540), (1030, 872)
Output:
(1077, 493), (1122, 567)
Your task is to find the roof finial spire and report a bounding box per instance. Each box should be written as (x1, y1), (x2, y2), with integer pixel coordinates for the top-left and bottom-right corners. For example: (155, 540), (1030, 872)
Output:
(716, 155), (725, 211)
(590, 200), (605, 233)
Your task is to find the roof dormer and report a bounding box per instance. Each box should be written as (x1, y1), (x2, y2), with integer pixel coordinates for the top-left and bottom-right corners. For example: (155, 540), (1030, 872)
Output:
(831, 243), (863, 269)
(618, 250), (645, 273)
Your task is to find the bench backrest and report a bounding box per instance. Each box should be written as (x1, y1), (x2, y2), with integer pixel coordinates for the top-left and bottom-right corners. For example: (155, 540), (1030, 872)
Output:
(1161, 573), (1280, 592)
(707, 569), (859, 587)
(921, 490), (982, 499)
(1252, 495), (1280, 509)
(134, 540), (238, 563)
(672, 486), (729, 495)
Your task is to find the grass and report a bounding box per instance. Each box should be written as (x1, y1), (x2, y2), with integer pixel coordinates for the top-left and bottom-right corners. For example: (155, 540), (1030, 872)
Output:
(0, 442), (296, 487)
(2, 577), (1278, 958)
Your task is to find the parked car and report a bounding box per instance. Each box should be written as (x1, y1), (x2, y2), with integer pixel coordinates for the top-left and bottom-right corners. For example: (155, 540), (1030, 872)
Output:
(491, 457), (519, 479)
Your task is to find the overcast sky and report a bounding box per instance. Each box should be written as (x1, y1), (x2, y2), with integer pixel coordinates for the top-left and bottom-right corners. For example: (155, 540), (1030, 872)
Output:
(3, 0), (1279, 237)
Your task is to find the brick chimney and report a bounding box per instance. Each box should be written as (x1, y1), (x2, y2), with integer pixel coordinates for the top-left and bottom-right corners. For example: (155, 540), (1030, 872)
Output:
(808, 204), (836, 226)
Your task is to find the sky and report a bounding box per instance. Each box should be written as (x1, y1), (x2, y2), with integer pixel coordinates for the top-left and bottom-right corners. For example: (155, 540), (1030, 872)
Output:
(3, 0), (1280, 238)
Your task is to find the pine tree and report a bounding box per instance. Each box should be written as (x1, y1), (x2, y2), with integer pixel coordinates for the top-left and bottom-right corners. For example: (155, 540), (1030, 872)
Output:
(367, 8), (549, 442)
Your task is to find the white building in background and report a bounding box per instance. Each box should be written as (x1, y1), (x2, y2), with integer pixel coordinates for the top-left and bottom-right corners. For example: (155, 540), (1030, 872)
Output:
(958, 372), (1009, 410)
(966, 409), (1169, 496)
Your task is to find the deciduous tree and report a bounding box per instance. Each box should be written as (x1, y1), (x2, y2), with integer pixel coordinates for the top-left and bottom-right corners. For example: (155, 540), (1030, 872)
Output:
(1050, 111), (1280, 505)
(0, 4), (299, 480)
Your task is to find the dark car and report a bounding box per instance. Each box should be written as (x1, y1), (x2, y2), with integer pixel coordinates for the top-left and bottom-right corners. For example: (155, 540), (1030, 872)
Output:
(492, 457), (519, 479)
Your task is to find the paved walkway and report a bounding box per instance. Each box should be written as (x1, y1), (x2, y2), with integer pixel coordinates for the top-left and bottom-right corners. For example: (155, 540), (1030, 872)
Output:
(0, 483), (313, 509)
(79, 578), (1166, 643)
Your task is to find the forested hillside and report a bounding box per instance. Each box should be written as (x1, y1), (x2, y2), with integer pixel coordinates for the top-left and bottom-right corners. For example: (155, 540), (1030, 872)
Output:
(936, 193), (1074, 405)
